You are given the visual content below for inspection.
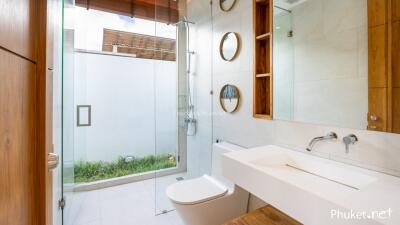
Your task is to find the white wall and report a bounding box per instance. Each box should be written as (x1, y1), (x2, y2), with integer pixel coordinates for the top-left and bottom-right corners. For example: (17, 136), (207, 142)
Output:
(209, 0), (400, 178)
(212, 0), (276, 148)
(72, 52), (177, 162)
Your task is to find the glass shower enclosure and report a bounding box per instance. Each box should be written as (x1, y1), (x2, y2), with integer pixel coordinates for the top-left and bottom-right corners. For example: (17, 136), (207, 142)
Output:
(61, 1), (213, 224)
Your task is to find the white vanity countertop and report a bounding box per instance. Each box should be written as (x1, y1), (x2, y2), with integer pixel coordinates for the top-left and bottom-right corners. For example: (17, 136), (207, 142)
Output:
(221, 145), (400, 225)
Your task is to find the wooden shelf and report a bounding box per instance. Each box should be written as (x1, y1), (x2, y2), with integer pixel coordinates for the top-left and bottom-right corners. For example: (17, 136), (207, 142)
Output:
(253, 114), (272, 119)
(256, 33), (271, 40)
(256, 73), (271, 78)
(253, 0), (273, 119)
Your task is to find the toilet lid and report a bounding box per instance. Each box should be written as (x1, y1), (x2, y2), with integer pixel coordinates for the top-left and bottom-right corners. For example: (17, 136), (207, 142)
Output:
(166, 175), (228, 205)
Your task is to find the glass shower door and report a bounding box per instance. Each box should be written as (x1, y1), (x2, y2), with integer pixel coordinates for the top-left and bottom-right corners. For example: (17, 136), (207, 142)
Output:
(153, 9), (181, 215)
(62, 4), (160, 225)
(154, 0), (214, 215)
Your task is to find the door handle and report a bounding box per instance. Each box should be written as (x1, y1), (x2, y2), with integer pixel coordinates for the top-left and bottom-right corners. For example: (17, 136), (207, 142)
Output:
(48, 153), (59, 170)
(369, 114), (378, 121)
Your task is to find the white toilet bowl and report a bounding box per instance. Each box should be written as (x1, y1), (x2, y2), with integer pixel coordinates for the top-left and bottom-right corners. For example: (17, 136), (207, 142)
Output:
(166, 142), (249, 225)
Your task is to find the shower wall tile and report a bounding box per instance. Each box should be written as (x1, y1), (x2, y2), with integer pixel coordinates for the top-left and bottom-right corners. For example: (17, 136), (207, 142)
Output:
(274, 121), (400, 177)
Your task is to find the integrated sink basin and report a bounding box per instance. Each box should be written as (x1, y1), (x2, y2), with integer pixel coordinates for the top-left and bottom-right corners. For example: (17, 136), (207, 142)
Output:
(221, 145), (400, 225)
(249, 151), (376, 191)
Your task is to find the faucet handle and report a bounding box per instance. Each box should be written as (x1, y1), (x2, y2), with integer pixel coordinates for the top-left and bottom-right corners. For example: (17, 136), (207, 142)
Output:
(325, 132), (338, 139)
(343, 134), (358, 153)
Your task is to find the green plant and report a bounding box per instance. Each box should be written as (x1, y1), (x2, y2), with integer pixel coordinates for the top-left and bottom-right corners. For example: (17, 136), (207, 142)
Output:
(74, 155), (177, 183)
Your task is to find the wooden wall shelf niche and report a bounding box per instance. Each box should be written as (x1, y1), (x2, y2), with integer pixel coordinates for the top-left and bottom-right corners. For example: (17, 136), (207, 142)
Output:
(253, 0), (273, 119)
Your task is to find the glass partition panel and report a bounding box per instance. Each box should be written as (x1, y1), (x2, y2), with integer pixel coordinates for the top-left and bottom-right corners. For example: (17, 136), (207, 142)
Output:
(154, 0), (214, 215)
(62, 4), (159, 225)
(154, 18), (180, 214)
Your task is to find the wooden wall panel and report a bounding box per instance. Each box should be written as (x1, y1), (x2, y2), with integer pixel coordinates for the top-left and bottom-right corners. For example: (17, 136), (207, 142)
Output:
(393, 88), (400, 133)
(368, 25), (388, 88)
(368, 0), (400, 133)
(36, 0), (58, 224)
(0, 0), (37, 61)
(393, 16), (400, 133)
(0, 49), (37, 225)
(368, 88), (388, 131)
(393, 21), (400, 87)
(0, 0), (56, 224)
(368, 0), (388, 27)
(393, 0), (400, 22)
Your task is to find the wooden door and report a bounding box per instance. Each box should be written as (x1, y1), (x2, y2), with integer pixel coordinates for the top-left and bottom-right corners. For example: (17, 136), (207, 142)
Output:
(0, 48), (37, 225)
(0, 0), (56, 224)
(0, 0), (37, 60)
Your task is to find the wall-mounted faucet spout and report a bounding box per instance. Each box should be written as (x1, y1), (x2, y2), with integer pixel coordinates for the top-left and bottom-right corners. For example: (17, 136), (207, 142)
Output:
(306, 132), (338, 151)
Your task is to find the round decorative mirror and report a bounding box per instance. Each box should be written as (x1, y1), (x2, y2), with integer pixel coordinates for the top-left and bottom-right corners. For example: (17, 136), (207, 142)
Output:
(220, 0), (237, 12)
(219, 32), (240, 61)
(220, 84), (240, 113)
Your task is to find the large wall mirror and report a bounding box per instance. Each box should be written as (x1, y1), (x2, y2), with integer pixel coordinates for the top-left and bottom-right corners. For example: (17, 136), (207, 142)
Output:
(273, 0), (400, 134)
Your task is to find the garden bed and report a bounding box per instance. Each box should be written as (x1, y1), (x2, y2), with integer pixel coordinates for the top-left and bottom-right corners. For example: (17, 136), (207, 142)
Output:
(74, 155), (176, 183)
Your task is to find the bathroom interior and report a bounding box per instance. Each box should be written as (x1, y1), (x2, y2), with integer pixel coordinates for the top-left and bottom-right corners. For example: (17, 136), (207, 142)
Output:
(62, 0), (400, 225)
(0, 0), (400, 225)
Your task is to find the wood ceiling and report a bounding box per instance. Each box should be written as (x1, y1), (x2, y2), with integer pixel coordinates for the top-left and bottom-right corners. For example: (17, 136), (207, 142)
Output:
(75, 0), (180, 24)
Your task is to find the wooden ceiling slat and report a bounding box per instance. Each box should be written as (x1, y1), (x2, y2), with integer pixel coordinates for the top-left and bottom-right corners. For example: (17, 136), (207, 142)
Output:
(75, 0), (179, 24)
(102, 28), (176, 61)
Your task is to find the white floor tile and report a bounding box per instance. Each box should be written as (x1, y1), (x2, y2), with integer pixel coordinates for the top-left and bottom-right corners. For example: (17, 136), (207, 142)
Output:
(65, 174), (186, 225)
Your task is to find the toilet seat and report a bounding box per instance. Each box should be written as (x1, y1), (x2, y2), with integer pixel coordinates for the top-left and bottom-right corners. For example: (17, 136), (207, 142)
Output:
(166, 175), (228, 205)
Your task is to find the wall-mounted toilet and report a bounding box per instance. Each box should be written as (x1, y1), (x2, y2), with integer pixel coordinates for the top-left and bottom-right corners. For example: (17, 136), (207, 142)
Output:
(166, 142), (249, 225)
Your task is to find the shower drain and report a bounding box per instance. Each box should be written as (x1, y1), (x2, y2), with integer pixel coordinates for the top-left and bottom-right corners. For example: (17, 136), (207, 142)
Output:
(176, 177), (184, 181)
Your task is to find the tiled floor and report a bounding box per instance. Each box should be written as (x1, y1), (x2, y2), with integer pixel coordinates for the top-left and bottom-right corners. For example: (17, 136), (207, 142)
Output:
(64, 173), (186, 225)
